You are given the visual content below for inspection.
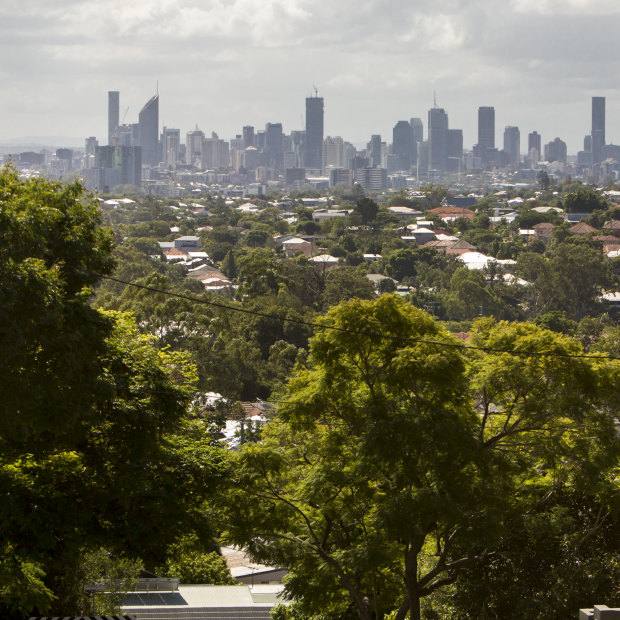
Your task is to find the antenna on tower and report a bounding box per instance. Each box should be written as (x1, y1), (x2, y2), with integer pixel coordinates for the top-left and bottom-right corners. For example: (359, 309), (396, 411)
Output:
(156, 80), (159, 95)
(434, 91), (437, 107)
(313, 85), (318, 98)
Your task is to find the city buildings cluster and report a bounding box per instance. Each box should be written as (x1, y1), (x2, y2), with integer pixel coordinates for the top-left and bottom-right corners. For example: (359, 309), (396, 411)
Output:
(5, 92), (618, 196)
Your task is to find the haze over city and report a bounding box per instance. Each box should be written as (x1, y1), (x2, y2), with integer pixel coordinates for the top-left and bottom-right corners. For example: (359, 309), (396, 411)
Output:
(2, 0), (620, 151)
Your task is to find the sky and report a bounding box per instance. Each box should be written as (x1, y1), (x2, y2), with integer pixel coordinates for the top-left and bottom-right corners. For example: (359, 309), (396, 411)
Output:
(1, 0), (620, 153)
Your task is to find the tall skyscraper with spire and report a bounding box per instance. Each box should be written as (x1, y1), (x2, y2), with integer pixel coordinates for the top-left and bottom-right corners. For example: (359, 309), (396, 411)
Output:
(428, 106), (448, 172)
(305, 91), (324, 170)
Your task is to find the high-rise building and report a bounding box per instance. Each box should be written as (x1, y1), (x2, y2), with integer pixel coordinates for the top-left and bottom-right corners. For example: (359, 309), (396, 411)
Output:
(85, 137), (98, 157)
(392, 121), (415, 171)
(322, 136), (345, 171)
(161, 127), (181, 168)
(544, 138), (567, 164)
(410, 118), (423, 146)
(186, 128), (205, 168)
(503, 126), (520, 169)
(428, 107), (449, 172)
(108, 91), (119, 146)
(305, 94), (324, 170)
(369, 134), (382, 168)
(138, 94), (159, 167)
(478, 107), (495, 151)
(592, 96), (605, 163)
(243, 126), (255, 149)
(94, 145), (142, 189)
(528, 131), (541, 163)
(447, 129), (463, 172)
(265, 122), (284, 170)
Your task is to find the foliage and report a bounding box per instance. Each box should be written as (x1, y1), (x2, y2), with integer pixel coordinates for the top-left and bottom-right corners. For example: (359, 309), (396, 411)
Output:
(159, 535), (236, 585)
(223, 297), (620, 620)
(563, 187), (609, 213)
(322, 266), (375, 307)
(0, 169), (229, 616)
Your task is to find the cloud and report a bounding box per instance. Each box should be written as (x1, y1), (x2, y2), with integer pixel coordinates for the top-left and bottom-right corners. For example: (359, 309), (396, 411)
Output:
(512, 0), (620, 14)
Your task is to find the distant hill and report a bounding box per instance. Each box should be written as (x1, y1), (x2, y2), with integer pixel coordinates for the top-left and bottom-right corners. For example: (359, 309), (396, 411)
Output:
(0, 136), (84, 154)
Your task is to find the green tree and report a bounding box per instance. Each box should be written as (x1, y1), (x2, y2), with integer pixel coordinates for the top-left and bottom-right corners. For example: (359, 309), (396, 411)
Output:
(322, 266), (375, 307)
(0, 168), (228, 615)
(222, 297), (619, 620)
(563, 187), (609, 213)
(354, 198), (379, 224)
(159, 535), (235, 585)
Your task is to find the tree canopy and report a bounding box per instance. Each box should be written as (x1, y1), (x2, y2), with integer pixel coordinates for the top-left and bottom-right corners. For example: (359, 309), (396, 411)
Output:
(223, 296), (620, 620)
(0, 168), (228, 617)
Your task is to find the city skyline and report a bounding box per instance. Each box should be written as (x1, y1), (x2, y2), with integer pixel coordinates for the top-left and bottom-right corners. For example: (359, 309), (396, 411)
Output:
(2, 0), (620, 152)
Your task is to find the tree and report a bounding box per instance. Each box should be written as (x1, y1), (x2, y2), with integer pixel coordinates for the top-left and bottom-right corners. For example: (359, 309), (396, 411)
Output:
(0, 168), (228, 615)
(158, 534), (235, 585)
(322, 266), (375, 307)
(222, 297), (619, 620)
(443, 267), (498, 320)
(354, 198), (379, 224)
(563, 187), (608, 213)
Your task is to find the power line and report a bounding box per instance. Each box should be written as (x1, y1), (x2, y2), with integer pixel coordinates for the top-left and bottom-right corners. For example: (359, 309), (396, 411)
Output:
(89, 270), (620, 361)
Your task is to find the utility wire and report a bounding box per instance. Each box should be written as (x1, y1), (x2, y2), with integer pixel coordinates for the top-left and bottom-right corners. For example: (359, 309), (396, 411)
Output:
(88, 270), (620, 361)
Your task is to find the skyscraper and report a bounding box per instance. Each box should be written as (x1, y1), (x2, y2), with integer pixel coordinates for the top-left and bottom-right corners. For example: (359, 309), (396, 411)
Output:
(186, 127), (205, 168)
(265, 122), (284, 170)
(528, 131), (541, 163)
(369, 134), (382, 168)
(305, 94), (324, 170)
(592, 96), (605, 163)
(478, 107), (495, 150)
(161, 127), (180, 168)
(447, 129), (463, 172)
(410, 118), (423, 146)
(243, 126), (255, 149)
(544, 138), (567, 164)
(428, 107), (448, 172)
(138, 94), (159, 167)
(477, 107), (495, 163)
(503, 126), (520, 169)
(392, 121), (415, 171)
(108, 91), (119, 146)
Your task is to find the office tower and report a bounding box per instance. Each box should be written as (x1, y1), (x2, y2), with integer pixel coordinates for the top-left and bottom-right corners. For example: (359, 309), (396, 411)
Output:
(356, 166), (387, 191)
(410, 118), (423, 145)
(528, 131), (541, 163)
(290, 130), (305, 167)
(243, 126), (255, 149)
(592, 96), (605, 163)
(369, 134), (382, 168)
(265, 122), (284, 170)
(186, 127), (205, 168)
(203, 133), (229, 169)
(138, 94), (159, 167)
(544, 138), (567, 164)
(108, 91), (119, 146)
(477, 107), (495, 153)
(393, 121), (415, 171)
(85, 137), (98, 156)
(95, 145), (142, 189)
(305, 94), (324, 170)
(447, 129), (463, 172)
(428, 107), (449, 172)
(322, 136), (345, 171)
(503, 126), (520, 168)
(161, 127), (180, 168)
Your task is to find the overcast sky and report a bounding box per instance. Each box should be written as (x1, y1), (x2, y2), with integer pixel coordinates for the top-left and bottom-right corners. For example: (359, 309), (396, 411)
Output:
(2, 0), (620, 153)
